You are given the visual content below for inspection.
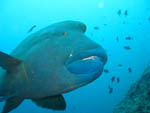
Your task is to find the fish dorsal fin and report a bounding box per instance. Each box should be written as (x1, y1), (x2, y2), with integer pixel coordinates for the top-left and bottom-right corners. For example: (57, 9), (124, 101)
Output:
(32, 95), (66, 110)
(2, 96), (24, 113)
(0, 51), (22, 73)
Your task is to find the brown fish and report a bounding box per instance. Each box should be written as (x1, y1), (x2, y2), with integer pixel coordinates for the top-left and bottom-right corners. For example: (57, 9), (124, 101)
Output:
(27, 25), (36, 33)
(117, 77), (120, 83)
(116, 36), (119, 42)
(111, 76), (115, 83)
(118, 64), (123, 67)
(108, 86), (113, 94)
(148, 17), (150, 22)
(94, 26), (99, 30)
(117, 9), (121, 16)
(104, 69), (109, 73)
(125, 36), (132, 40)
(124, 10), (128, 17)
(124, 46), (131, 50)
(128, 67), (132, 72)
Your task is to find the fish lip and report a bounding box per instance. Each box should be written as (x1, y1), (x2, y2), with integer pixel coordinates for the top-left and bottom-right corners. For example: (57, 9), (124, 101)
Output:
(65, 47), (107, 66)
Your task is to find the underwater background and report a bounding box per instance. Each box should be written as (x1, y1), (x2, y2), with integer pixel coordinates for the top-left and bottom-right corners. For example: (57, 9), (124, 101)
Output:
(0, 0), (150, 113)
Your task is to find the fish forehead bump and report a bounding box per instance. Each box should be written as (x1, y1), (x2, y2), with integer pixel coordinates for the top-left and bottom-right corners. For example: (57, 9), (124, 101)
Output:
(11, 21), (86, 59)
(53, 20), (87, 33)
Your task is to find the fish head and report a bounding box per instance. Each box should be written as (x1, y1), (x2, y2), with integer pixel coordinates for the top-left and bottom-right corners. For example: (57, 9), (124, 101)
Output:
(45, 21), (108, 94)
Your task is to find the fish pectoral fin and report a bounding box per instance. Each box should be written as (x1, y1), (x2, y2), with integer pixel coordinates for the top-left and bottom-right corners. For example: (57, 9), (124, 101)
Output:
(0, 94), (15, 102)
(2, 96), (24, 113)
(32, 95), (66, 110)
(0, 51), (22, 73)
(0, 96), (8, 102)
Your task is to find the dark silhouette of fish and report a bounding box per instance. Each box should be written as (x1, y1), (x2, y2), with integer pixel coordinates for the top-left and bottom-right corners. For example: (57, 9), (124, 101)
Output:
(148, 17), (150, 22)
(27, 25), (36, 33)
(117, 9), (121, 16)
(124, 46), (131, 50)
(124, 10), (128, 17)
(128, 67), (132, 72)
(138, 22), (142, 25)
(117, 77), (120, 83)
(116, 36), (119, 42)
(125, 36), (132, 40)
(93, 26), (99, 30)
(108, 86), (113, 94)
(118, 64), (123, 67)
(104, 69), (109, 73)
(111, 76), (115, 83)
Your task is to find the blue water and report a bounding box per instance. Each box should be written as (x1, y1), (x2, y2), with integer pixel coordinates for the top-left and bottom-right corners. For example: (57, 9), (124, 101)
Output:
(0, 0), (150, 113)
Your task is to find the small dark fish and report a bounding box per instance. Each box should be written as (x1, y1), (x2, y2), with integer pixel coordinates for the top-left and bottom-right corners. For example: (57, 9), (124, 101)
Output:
(128, 67), (132, 72)
(124, 46), (131, 50)
(118, 64), (123, 67)
(124, 10), (128, 17)
(111, 76), (115, 83)
(108, 86), (113, 94)
(104, 69), (109, 73)
(27, 25), (36, 33)
(94, 26), (99, 30)
(138, 22), (142, 25)
(148, 17), (150, 22)
(123, 21), (126, 24)
(117, 77), (120, 83)
(117, 9), (121, 16)
(116, 36), (119, 42)
(125, 36), (132, 40)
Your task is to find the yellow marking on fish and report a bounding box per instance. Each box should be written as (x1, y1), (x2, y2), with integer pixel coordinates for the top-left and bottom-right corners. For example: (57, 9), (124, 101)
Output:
(62, 32), (68, 37)
(22, 63), (29, 80)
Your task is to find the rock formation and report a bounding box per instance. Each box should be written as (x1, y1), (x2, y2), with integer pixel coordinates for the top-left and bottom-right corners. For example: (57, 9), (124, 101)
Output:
(113, 66), (150, 113)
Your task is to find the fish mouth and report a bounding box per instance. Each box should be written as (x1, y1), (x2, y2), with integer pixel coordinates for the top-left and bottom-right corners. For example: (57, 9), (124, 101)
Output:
(65, 48), (107, 74)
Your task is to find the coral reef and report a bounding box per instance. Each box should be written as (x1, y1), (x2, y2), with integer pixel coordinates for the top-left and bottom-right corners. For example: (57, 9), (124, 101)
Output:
(113, 66), (150, 113)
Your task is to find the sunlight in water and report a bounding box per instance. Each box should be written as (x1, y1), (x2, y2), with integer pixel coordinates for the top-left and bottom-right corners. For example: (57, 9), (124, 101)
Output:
(98, 1), (104, 8)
